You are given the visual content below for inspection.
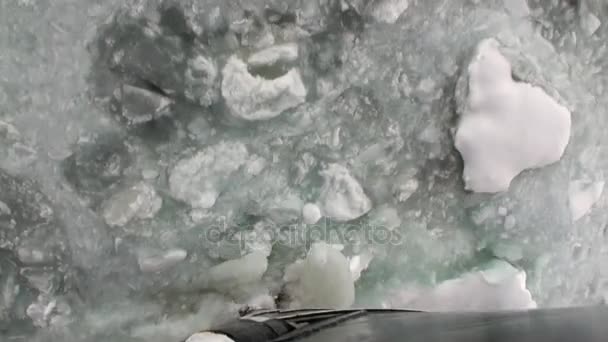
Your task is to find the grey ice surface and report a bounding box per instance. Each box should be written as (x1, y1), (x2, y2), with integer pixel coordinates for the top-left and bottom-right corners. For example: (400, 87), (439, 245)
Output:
(2, 0), (608, 341)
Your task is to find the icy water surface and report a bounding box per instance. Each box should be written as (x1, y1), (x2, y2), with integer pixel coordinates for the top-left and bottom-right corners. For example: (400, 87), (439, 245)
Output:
(2, 0), (608, 340)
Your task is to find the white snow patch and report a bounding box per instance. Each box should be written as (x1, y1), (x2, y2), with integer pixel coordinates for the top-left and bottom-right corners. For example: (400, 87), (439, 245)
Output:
(102, 182), (162, 227)
(247, 43), (299, 67)
(302, 203), (322, 224)
(455, 39), (571, 193)
(317, 164), (372, 222)
(368, 0), (409, 24)
(388, 260), (536, 311)
(221, 56), (306, 121)
(569, 180), (604, 221)
(283, 242), (355, 309)
(169, 141), (249, 209)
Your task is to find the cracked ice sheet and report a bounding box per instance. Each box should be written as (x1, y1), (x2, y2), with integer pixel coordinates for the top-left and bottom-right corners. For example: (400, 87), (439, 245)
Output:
(455, 39), (571, 193)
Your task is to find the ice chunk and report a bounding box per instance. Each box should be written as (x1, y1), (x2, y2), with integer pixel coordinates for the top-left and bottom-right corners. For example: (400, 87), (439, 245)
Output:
(62, 136), (132, 198)
(302, 203), (322, 224)
(283, 242), (355, 309)
(221, 56), (306, 121)
(390, 260), (536, 311)
(184, 54), (220, 106)
(20, 268), (58, 295)
(26, 295), (71, 328)
(138, 248), (188, 273)
(580, 12), (601, 36)
(502, 0), (530, 18)
(186, 332), (235, 342)
(569, 180), (604, 221)
(454, 39), (571, 193)
(0, 120), (21, 140)
(208, 252), (268, 288)
(118, 84), (172, 125)
(247, 43), (299, 67)
(169, 142), (248, 209)
(102, 182), (162, 227)
(317, 164), (372, 222)
(349, 252), (373, 282)
(16, 247), (54, 265)
(367, 0), (409, 24)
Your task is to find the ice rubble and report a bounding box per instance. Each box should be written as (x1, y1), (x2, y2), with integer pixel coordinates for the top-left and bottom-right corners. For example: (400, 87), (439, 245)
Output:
(4, 0), (608, 338)
(283, 242), (355, 309)
(455, 39), (571, 193)
(221, 55), (307, 121)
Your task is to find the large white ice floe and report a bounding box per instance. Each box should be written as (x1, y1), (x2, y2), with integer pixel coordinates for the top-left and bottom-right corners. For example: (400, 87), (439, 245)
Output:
(283, 242), (355, 309)
(169, 141), (249, 209)
(454, 39), (571, 193)
(102, 182), (162, 227)
(221, 55), (307, 121)
(388, 260), (536, 311)
(568, 179), (604, 222)
(317, 164), (372, 222)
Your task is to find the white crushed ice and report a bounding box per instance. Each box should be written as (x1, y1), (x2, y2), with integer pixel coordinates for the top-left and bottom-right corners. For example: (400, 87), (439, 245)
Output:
(302, 203), (322, 224)
(221, 56), (306, 121)
(568, 180), (604, 221)
(102, 182), (162, 227)
(455, 38), (571, 193)
(247, 43), (299, 67)
(138, 249), (188, 273)
(388, 260), (536, 311)
(283, 242), (355, 309)
(368, 0), (410, 24)
(317, 164), (372, 222)
(169, 141), (249, 209)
